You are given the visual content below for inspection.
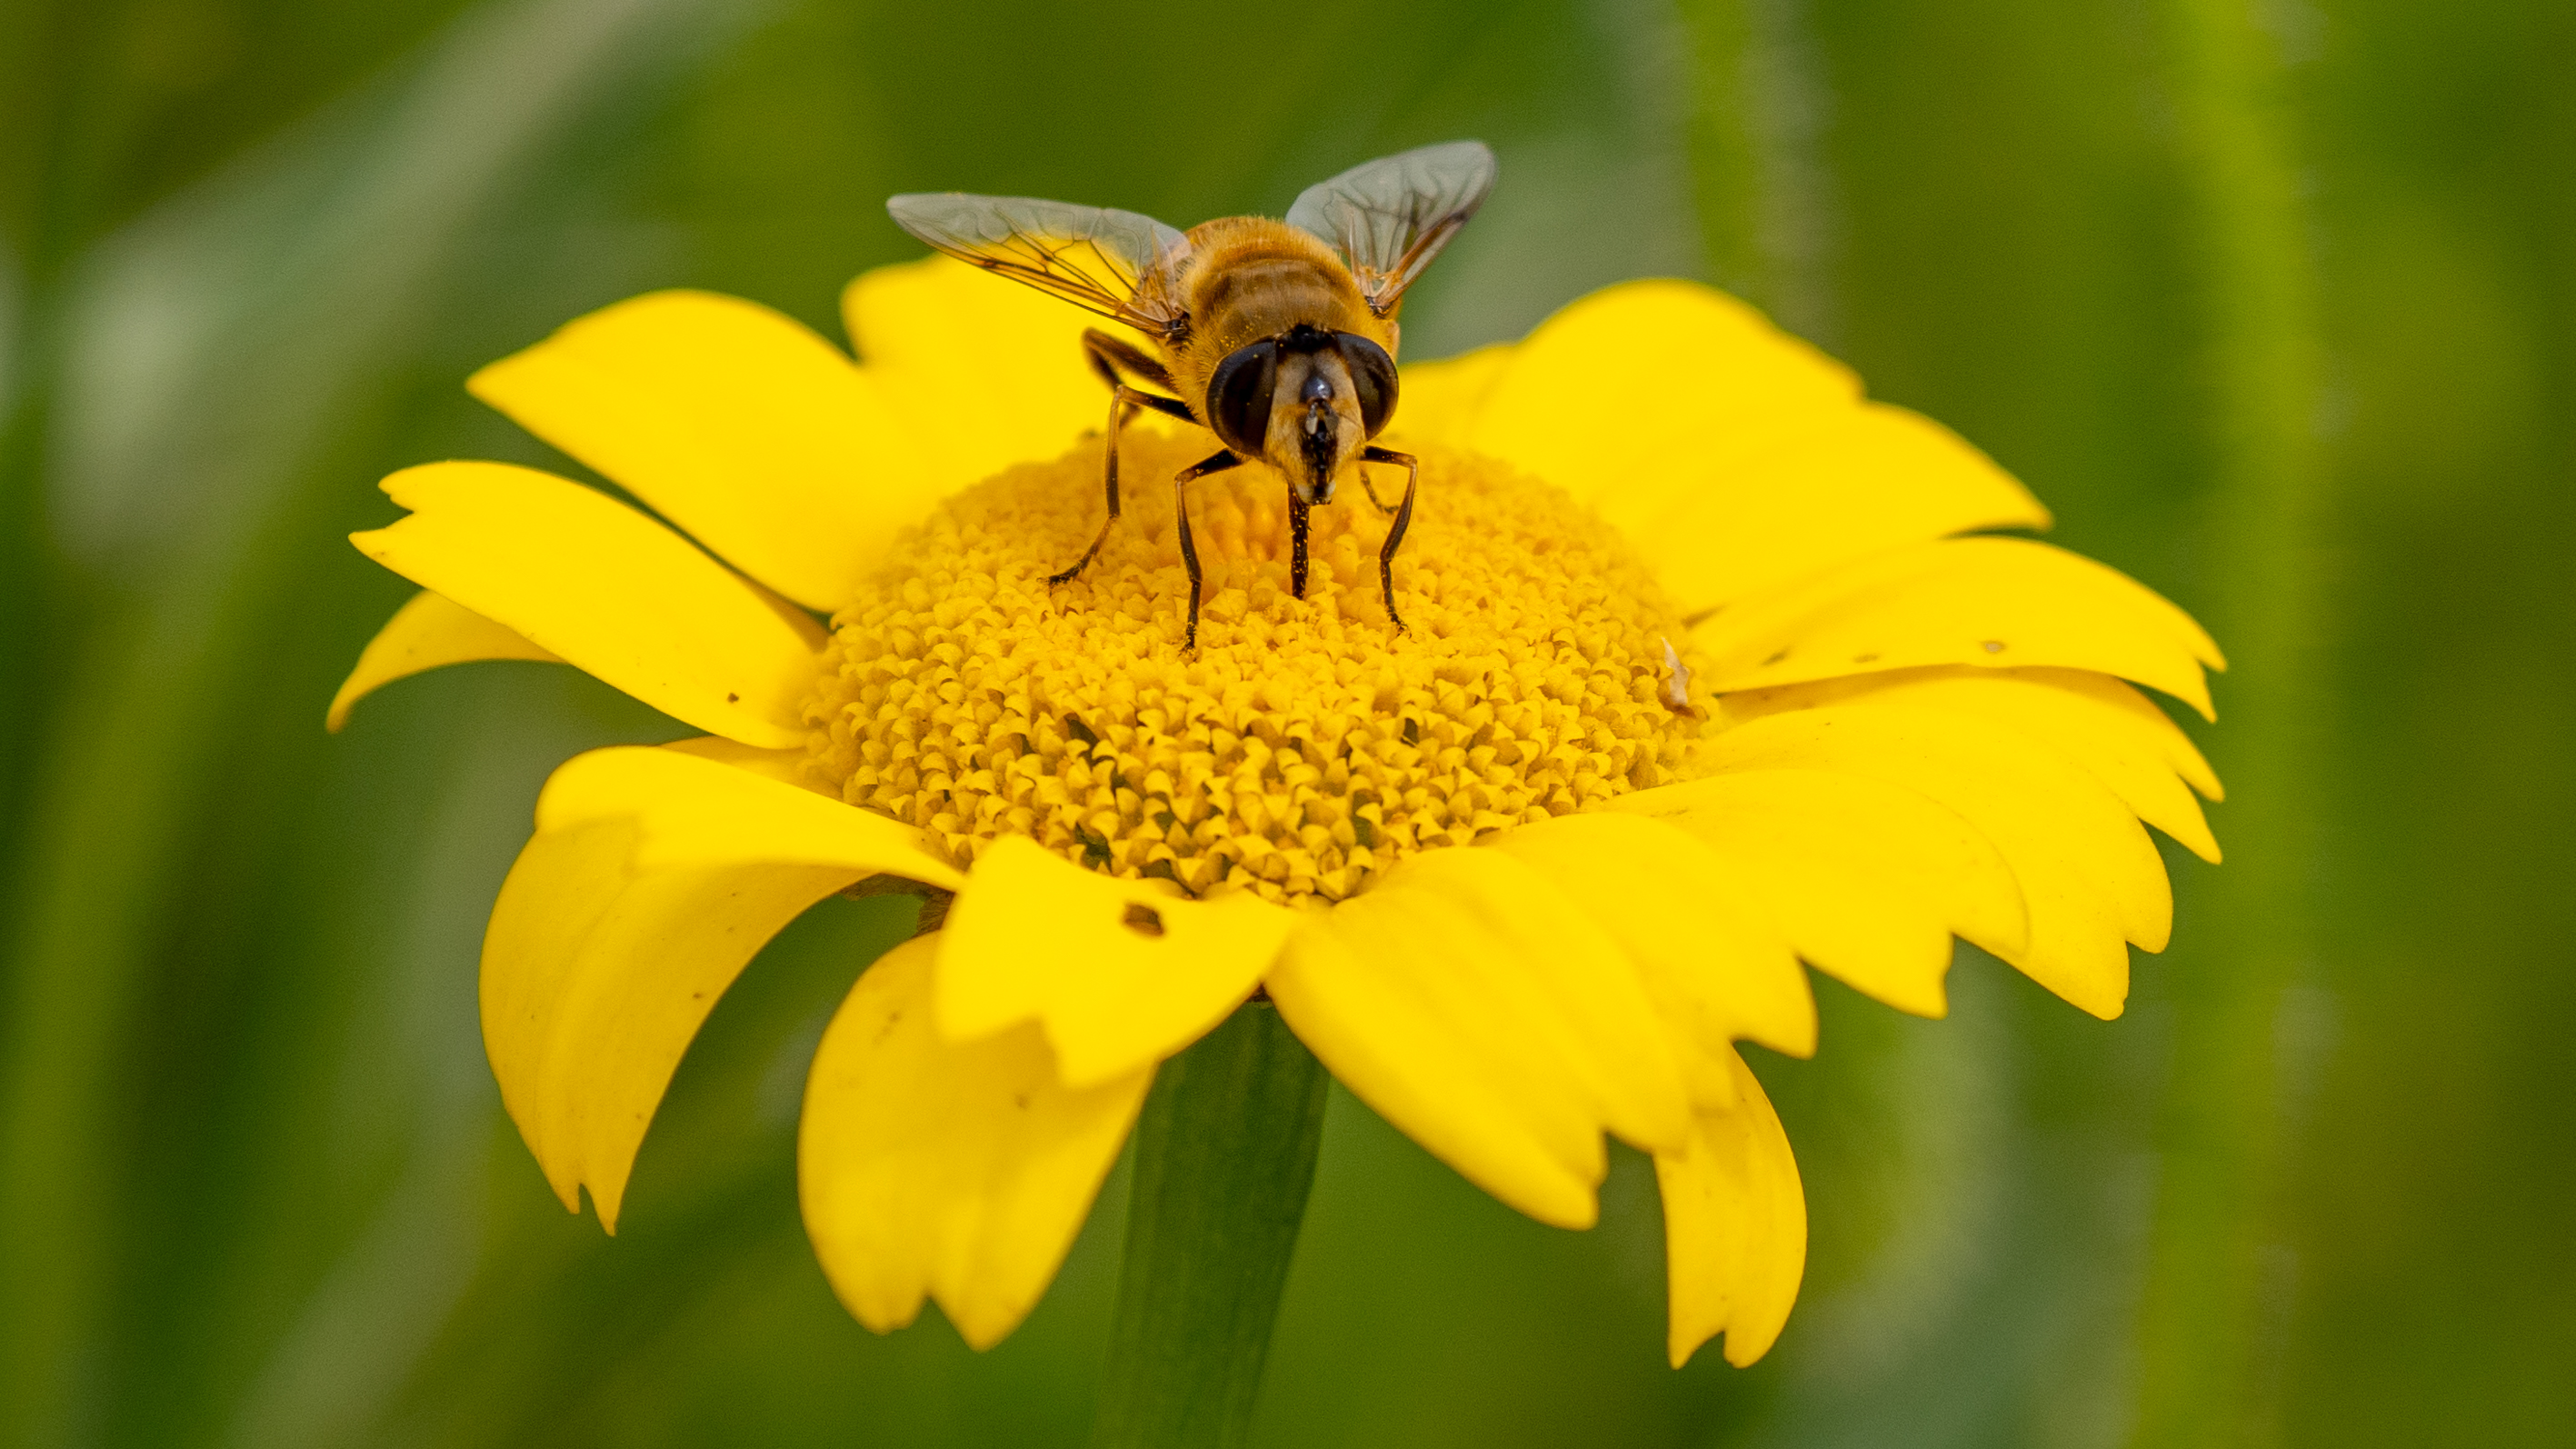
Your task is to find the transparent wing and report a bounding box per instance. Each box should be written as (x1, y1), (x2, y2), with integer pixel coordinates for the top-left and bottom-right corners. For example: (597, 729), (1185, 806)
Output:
(885, 193), (1193, 335)
(1285, 140), (1497, 316)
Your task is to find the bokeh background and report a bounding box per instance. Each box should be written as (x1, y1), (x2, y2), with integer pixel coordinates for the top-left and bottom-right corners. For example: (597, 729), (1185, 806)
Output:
(2, 0), (2568, 1444)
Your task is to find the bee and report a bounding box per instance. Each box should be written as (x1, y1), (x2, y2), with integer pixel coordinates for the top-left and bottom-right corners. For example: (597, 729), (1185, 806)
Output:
(888, 140), (1496, 649)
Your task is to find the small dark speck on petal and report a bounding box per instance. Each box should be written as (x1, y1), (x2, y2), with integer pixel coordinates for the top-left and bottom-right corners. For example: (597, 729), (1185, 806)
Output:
(1014, 1091), (1033, 1110)
(1982, 639), (2006, 654)
(1763, 649), (1790, 665)
(727, 692), (741, 703)
(1852, 653), (1880, 664)
(1123, 903), (1167, 937)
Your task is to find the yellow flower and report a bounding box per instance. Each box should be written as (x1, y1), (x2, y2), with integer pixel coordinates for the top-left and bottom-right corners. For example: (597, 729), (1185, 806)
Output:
(330, 258), (2222, 1369)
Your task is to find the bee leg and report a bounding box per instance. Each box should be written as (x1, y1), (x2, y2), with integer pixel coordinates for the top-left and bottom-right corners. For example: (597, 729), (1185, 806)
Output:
(1289, 495), (1312, 598)
(1174, 449), (1243, 649)
(1083, 326), (1177, 394)
(1360, 445), (1419, 633)
(1356, 465), (1400, 515)
(1049, 383), (1195, 586)
(1049, 388), (1131, 585)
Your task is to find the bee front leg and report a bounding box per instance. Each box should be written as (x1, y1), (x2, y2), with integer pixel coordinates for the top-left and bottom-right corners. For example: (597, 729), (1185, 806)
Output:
(1050, 381), (1194, 587)
(1356, 467), (1400, 515)
(1288, 495), (1312, 598)
(1174, 449), (1243, 650)
(1360, 445), (1419, 633)
(1082, 326), (1176, 394)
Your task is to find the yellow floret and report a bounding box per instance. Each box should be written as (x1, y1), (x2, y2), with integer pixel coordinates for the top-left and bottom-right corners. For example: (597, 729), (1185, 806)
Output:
(805, 430), (1709, 904)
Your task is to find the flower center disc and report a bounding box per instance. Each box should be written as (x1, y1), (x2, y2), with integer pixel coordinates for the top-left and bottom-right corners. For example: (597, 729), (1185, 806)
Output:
(807, 429), (1704, 904)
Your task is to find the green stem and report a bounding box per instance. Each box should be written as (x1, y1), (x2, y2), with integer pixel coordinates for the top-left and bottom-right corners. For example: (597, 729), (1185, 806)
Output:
(1088, 1002), (1328, 1449)
(1675, 0), (1833, 337)
(2132, 0), (2326, 1443)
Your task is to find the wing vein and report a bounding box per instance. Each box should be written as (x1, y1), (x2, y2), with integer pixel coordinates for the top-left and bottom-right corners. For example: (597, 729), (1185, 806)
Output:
(1286, 141), (1497, 316)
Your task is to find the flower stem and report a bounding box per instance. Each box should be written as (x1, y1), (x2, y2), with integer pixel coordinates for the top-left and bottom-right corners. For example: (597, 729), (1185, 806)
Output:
(2132, 0), (2327, 1442)
(1087, 1002), (1328, 1449)
(1676, 0), (1838, 340)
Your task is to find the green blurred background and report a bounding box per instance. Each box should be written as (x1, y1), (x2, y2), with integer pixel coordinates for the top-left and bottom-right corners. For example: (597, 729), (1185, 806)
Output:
(1, 0), (2567, 1444)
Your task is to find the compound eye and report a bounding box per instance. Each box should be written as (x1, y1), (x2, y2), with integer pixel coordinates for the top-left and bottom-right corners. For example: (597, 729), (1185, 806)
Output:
(1205, 341), (1280, 455)
(1336, 333), (1399, 438)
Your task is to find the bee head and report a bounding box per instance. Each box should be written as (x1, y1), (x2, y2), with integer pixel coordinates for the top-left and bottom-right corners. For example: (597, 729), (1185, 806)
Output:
(1205, 326), (1400, 505)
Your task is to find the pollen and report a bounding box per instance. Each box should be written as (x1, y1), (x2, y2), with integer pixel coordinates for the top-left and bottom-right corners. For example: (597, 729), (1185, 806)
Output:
(804, 426), (1708, 905)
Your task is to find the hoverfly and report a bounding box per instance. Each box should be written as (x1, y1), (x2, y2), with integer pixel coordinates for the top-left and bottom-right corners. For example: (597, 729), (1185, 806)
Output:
(888, 140), (1496, 649)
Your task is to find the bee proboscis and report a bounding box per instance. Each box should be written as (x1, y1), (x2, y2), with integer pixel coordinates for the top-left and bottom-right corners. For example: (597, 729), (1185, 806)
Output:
(888, 141), (1497, 648)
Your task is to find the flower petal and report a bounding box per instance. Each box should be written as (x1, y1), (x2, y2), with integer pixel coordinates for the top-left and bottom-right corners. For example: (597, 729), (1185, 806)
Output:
(934, 836), (1293, 1088)
(1693, 536), (2225, 719)
(1266, 908), (1595, 1228)
(539, 745), (964, 884)
(351, 461), (824, 748)
(1487, 812), (1816, 1074)
(658, 734), (830, 794)
(1265, 846), (1691, 1229)
(1608, 769), (2027, 1019)
(468, 291), (935, 612)
(325, 588), (557, 731)
(1621, 405), (2052, 615)
(1451, 280), (2052, 615)
(1703, 705), (2167, 1018)
(1463, 280), (1861, 518)
(1659, 1048), (1805, 1368)
(1386, 343), (1512, 449)
(483, 823), (850, 1228)
(843, 256), (1122, 495)
(800, 934), (1150, 1350)
(482, 744), (958, 1227)
(1723, 665), (2224, 863)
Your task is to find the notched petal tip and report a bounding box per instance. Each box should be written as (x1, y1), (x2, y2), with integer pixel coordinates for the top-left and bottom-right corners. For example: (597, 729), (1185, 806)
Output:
(1612, 769), (2020, 1021)
(480, 805), (860, 1236)
(1487, 811), (1818, 1065)
(1265, 846), (1705, 1230)
(484, 744), (980, 1234)
(354, 460), (824, 749)
(1702, 703), (2164, 1017)
(800, 935), (1151, 1351)
(1659, 1052), (1805, 1370)
(1694, 536), (2223, 722)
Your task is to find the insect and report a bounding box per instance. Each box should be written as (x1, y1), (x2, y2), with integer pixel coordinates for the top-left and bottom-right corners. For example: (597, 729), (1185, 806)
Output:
(888, 140), (1497, 649)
